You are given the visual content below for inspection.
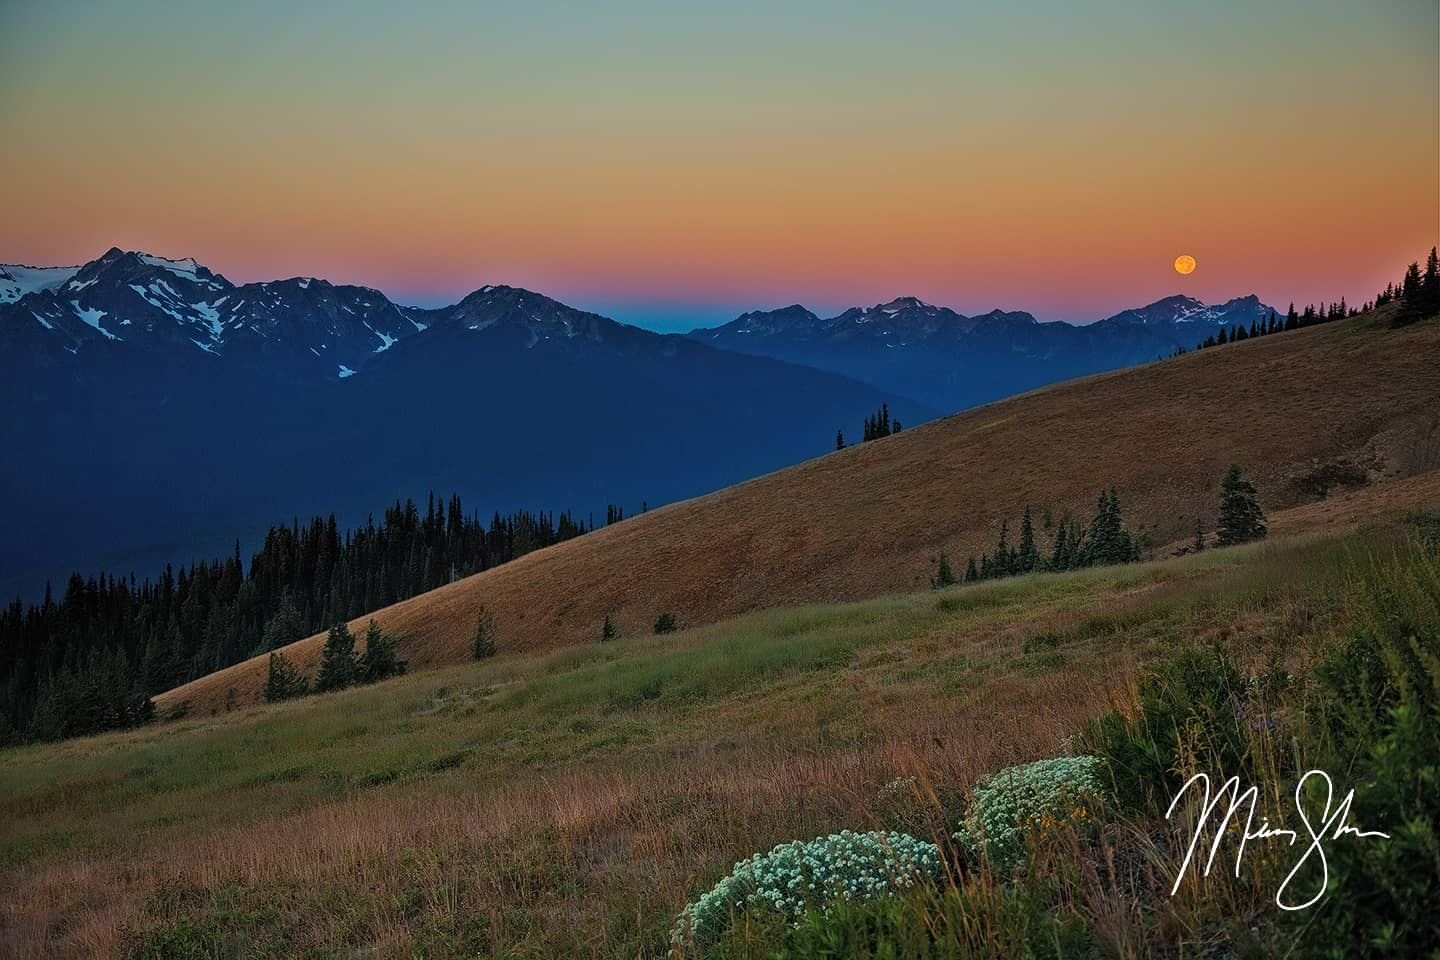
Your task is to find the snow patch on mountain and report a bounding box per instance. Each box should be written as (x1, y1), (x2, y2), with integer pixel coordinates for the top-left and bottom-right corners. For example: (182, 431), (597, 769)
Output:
(1, 265), (82, 303)
(190, 300), (224, 340)
(139, 254), (204, 281)
(71, 302), (120, 340)
(371, 328), (397, 352)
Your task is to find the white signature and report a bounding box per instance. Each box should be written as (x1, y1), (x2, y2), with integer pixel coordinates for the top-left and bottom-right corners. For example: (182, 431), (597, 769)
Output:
(1165, 769), (1389, 910)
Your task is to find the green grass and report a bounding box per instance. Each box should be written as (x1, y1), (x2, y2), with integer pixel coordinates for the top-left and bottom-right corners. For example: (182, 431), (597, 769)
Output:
(0, 523), (1422, 958)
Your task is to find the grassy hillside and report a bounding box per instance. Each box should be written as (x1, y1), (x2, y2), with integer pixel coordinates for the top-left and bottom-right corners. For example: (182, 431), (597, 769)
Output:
(159, 310), (1440, 717)
(2, 483), (1437, 957)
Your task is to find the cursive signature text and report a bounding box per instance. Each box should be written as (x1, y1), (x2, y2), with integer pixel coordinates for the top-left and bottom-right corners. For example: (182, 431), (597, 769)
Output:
(1165, 769), (1389, 910)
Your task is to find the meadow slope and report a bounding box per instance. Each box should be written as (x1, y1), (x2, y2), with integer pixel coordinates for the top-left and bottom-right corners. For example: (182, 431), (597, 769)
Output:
(159, 311), (1440, 716)
(5, 501), (1437, 957)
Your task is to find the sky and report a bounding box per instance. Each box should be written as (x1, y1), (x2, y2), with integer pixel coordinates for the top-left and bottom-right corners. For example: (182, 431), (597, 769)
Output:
(1, 0), (1436, 332)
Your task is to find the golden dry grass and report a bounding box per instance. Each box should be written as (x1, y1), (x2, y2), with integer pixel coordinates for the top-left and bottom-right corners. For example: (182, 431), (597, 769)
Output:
(5, 514), (1431, 958)
(0, 545), (1275, 955)
(157, 312), (1440, 718)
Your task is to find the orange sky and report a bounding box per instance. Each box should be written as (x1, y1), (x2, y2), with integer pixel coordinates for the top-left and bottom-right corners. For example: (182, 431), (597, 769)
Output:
(2, 1), (1435, 328)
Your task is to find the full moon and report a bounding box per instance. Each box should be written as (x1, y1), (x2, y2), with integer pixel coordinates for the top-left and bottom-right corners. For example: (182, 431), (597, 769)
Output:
(1174, 254), (1197, 275)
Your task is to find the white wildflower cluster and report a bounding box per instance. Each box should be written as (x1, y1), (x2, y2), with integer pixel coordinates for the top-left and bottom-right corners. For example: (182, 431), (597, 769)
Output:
(673, 829), (943, 950)
(876, 775), (918, 801)
(954, 755), (1106, 869)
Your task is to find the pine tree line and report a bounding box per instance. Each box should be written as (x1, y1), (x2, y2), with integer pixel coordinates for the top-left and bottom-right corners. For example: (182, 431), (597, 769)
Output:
(837, 404), (904, 448)
(1381, 245), (1440, 324)
(265, 619), (407, 705)
(0, 492), (602, 743)
(1177, 245), (1439, 356)
(949, 492), (1145, 586)
(937, 469), (1268, 589)
(1188, 304), (1341, 354)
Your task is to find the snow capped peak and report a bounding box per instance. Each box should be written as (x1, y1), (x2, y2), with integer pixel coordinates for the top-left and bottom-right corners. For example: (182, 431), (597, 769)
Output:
(137, 253), (204, 280)
(0, 246), (441, 381)
(1095, 293), (1276, 329)
(276, 276), (328, 291)
(59, 248), (230, 294)
(0, 264), (83, 304)
(878, 296), (931, 312)
(724, 304), (821, 332)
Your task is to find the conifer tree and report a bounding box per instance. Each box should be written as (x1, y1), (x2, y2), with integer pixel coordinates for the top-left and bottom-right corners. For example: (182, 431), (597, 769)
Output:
(1080, 489), (1138, 566)
(836, 430), (845, 450)
(258, 592), (303, 655)
(1051, 521), (1071, 571)
(472, 605), (497, 659)
(1193, 517), (1205, 553)
(1083, 491), (1113, 565)
(1402, 262), (1421, 300)
(991, 520), (1011, 578)
(264, 651), (309, 702)
(1114, 490), (1140, 563)
(1400, 246), (1440, 322)
(315, 622), (358, 692)
(653, 612), (678, 634)
(1, 485), (594, 739)
(601, 614), (618, 643)
(1017, 506), (1039, 573)
(964, 556), (979, 582)
(356, 619), (406, 683)
(1215, 464), (1267, 545)
(931, 550), (957, 589)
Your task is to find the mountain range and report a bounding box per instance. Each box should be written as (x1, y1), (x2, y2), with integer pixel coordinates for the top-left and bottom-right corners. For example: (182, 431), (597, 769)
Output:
(1, 248), (1275, 597)
(1, 249), (937, 598)
(689, 293), (1278, 410)
(2, 248), (423, 383)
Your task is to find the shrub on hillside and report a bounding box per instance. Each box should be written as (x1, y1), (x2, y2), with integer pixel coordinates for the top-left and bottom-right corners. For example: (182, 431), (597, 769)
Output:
(472, 605), (497, 659)
(1082, 645), (1255, 808)
(1406, 509), (1440, 553)
(1069, 533), (1438, 955)
(1287, 544), (1440, 955)
(953, 756), (1106, 870)
(673, 830), (943, 952)
(654, 612), (679, 634)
